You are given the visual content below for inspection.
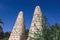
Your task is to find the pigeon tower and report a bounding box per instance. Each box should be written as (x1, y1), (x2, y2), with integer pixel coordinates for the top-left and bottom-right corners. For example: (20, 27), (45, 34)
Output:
(27, 6), (44, 40)
(9, 11), (26, 40)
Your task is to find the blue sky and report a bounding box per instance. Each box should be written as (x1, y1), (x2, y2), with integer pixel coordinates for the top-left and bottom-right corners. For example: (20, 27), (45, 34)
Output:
(0, 0), (60, 32)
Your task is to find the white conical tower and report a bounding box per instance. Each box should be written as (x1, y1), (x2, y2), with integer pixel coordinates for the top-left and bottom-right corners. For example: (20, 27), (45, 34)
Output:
(27, 6), (43, 40)
(9, 11), (26, 40)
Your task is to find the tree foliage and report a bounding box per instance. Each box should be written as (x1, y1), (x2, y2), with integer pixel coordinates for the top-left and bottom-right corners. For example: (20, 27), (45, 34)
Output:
(0, 19), (4, 39)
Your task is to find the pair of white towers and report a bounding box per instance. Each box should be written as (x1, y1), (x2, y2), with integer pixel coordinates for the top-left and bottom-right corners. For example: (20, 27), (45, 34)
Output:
(8, 6), (43, 40)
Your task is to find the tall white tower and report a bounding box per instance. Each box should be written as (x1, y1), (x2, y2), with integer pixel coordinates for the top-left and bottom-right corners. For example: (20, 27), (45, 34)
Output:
(8, 11), (26, 40)
(27, 6), (43, 40)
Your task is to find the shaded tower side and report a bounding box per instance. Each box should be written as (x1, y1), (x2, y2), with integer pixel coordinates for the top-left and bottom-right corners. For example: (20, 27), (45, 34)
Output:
(8, 11), (26, 40)
(27, 6), (44, 40)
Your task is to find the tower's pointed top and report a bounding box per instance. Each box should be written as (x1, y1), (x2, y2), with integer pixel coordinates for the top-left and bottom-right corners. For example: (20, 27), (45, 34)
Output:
(34, 5), (42, 16)
(19, 11), (23, 14)
(35, 6), (40, 9)
(18, 11), (24, 17)
(17, 11), (24, 19)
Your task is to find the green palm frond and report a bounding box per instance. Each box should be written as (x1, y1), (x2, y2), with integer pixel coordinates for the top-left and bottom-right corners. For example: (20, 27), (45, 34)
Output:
(0, 19), (4, 24)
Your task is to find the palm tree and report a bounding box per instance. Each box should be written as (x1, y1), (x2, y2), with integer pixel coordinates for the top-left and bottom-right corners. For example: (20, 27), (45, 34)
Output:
(0, 19), (4, 39)
(0, 19), (4, 32)
(0, 19), (4, 24)
(50, 23), (60, 40)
